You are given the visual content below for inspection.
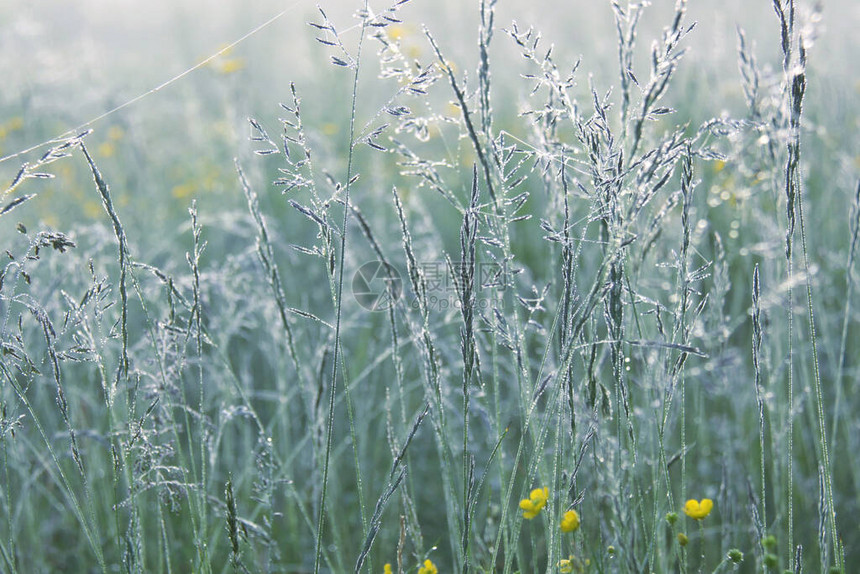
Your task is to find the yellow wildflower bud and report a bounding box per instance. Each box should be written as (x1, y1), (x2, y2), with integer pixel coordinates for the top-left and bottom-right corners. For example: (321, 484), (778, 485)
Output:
(417, 559), (437, 574)
(665, 511), (679, 525)
(677, 533), (689, 547)
(558, 555), (589, 573)
(383, 564), (392, 574)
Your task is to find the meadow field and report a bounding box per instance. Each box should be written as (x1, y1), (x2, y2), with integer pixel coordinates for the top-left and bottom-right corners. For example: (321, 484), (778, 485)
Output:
(0, 0), (858, 572)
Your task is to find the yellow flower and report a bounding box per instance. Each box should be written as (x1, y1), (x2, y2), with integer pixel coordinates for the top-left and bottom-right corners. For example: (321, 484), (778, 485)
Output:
(172, 182), (197, 199)
(388, 25), (407, 41)
(83, 200), (103, 219)
(558, 554), (589, 573)
(519, 487), (549, 519)
(417, 559), (437, 574)
(217, 58), (245, 74)
(0, 117), (23, 141)
(97, 141), (116, 158)
(383, 563), (393, 574)
(209, 44), (245, 74)
(108, 125), (125, 141)
(683, 498), (713, 520)
(560, 509), (580, 532)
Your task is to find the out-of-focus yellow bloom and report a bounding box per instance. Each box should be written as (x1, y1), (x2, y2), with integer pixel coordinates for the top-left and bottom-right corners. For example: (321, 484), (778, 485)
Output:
(84, 201), (102, 219)
(108, 125), (125, 141)
(558, 554), (589, 573)
(0, 117), (24, 140)
(97, 142), (116, 158)
(172, 182), (197, 199)
(383, 563), (392, 574)
(218, 58), (245, 74)
(388, 25), (407, 41)
(519, 487), (549, 520)
(560, 509), (580, 532)
(42, 213), (59, 228)
(417, 558), (437, 574)
(460, 149), (476, 167)
(210, 45), (245, 75)
(683, 499), (713, 520)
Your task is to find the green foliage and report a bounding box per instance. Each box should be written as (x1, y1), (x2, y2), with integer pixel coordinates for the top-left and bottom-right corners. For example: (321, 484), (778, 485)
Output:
(0, 1), (856, 572)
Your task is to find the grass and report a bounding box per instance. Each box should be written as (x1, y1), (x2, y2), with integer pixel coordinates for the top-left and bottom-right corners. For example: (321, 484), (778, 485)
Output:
(0, 0), (858, 572)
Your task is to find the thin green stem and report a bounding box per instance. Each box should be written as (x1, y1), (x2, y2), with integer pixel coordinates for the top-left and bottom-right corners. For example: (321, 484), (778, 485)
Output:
(313, 3), (369, 572)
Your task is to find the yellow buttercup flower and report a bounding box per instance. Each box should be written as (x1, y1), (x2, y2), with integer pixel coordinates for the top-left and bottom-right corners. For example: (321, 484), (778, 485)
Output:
(417, 558), (437, 574)
(558, 554), (589, 573)
(0, 117), (23, 141)
(108, 125), (125, 141)
(97, 141), (116, 158)
(519, 487), (549, 519)
(683, 498), (713, 520)
(560, 509), (580, 532)
(209, 44), (245, 74)
(172, 182), (197, 199)
(217, 58), (245, 74)
(383, 564), (392, 574)
(387, 24), (407, 41)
